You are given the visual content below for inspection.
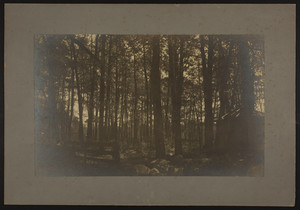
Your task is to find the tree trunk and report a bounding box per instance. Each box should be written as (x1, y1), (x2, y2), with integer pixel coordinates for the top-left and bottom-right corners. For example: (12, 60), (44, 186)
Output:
(143, 41), (149, 139)
(98, 35), (106, 149)
(105, 36), (113, 142)
(124, 70), (129, 144)
(239, 36), (254, 147)
(239, 36), (255, 117)
(197, 61), (203, 149)
(113, 38), (120, 162)
(133, 54), (139, 145)
(71, 39), (84, 143)
(60, 76), (66, 142)
(216, 41), (233, 148)
(169, 36), (184, 155)
(68, 67), (75, 142)
(87, 35), (99, 141)
(151, 35), (165, 158)
(200, 35), (214, 148)
(94, 106), (98, 138)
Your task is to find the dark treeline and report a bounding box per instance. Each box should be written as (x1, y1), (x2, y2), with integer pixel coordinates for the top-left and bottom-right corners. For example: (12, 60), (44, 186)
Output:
(35, 34), (265, 176)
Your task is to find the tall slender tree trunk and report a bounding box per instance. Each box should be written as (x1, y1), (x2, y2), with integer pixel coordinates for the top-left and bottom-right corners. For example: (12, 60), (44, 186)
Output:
(133, 54), (139, 145)
(200, 35), (214, 148)
(66, 71), (71, 142)
(239, 36), (254, 147)
(169, 36), (184, 155)
(149, 93), (153, 145)
(71, 39), (84, 143)
(68, 67), (75, 142)
(60, 76), (66, 142)
(239, 36), (254, 117)
(87, 35), (99, 141)
(120, 64), (127, 142)
(94, 106), (98, 138)
(124, 71), (129, 144)
(216, 41), (233, 149)
(149, 49), (154, 146)
(143, 41), (149, 139)
(151, 35), (165, 158)
(105, 36), (113, 142)
(120, 80), (124, 141)
(197, 61), (203, 149)
(113, 39), (120, 162)
(98, 35), (106, 149)
(165, 41), (171, 142)
(164, 85), (170, 141)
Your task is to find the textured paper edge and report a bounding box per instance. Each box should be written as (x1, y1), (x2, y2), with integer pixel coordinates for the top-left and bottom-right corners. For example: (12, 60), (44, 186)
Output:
(4, 4), (295, 206)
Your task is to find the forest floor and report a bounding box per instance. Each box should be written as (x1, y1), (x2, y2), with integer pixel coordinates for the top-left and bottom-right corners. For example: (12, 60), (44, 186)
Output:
(35, 143), (264, 177)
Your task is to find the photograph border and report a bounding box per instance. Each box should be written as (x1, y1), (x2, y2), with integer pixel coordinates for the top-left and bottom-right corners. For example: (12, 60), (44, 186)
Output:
(4, 3), (296, 206)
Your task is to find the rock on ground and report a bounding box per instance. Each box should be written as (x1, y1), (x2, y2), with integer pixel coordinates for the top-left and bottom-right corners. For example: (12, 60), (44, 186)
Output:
(149, 168), (161, 176)
(134, 164), (150, 175)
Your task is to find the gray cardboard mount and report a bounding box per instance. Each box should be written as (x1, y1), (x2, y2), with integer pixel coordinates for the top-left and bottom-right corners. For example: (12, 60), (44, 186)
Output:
(4, 4), (295, 206)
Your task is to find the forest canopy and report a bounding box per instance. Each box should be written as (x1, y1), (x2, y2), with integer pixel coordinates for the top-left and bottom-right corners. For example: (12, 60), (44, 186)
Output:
(35, 34), (265, 176)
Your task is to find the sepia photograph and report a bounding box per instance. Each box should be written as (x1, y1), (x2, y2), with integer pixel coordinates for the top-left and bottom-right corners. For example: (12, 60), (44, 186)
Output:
(5, 3), (295, 206)
(34, 34), (265, 176)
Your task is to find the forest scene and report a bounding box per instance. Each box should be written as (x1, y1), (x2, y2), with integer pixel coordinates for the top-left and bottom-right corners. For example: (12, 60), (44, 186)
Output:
(34, 34), (265, 176)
